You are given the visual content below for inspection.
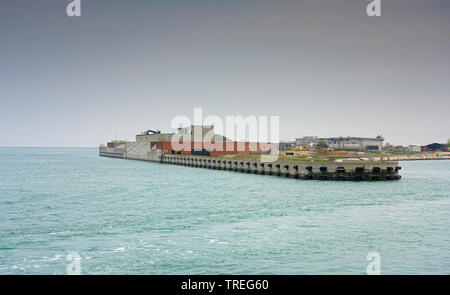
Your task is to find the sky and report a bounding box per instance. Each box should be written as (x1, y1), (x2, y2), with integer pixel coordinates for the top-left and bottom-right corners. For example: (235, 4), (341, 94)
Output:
(0, 0), (449, 147)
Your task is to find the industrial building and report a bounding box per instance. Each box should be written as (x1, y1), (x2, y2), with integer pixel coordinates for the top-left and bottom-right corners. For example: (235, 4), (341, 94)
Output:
(421, 143), (448, 152)
(406, 144), (422, 152)
(101, 125), (273, 161)
(295, 136), (384, 152)
(99, 127), (401, 181)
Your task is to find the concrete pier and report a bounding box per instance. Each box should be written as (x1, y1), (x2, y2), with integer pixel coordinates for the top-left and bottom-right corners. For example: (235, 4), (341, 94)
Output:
(99, 147), (401, 181)
(159, 155), (400, 180)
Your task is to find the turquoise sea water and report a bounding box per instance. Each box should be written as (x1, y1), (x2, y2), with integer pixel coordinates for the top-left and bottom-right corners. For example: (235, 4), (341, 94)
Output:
(0, 148), (449, 274)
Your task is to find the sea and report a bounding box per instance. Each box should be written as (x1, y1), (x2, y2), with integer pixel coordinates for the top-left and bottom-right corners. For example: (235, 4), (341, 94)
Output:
(0, 148), (449, 274)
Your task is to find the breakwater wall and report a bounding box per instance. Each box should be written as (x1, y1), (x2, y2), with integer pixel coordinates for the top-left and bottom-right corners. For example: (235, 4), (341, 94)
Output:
(99, 147), (401, 181)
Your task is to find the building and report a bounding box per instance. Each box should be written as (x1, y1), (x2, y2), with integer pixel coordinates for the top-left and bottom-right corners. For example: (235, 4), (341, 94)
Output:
(406, 144), (421, 152)
(295, 136), (384, 152)
(421, 143), (448, 152)
(103, 125), (274, 161)
(295, 136), (317, 147)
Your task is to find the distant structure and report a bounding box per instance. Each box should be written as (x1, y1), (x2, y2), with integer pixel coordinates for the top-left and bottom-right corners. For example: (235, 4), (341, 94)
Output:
(406, 144), (421, 152)
(295, 136), (384, 152)
(101, 125), (272, 161)
(99, 127), (402, 181)
(421, 143), (448, 152)
(279, 141), (296, 151)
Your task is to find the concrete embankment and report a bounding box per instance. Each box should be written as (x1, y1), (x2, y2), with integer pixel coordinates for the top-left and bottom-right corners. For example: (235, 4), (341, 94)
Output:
(99, 147), (401, 181)
(379, 153), (450, 161)
(335, 152), (449, 162)
(159, 155), (400, 181)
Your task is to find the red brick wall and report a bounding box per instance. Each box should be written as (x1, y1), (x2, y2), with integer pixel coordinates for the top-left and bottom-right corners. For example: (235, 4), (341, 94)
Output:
(151, 141), (275, 155)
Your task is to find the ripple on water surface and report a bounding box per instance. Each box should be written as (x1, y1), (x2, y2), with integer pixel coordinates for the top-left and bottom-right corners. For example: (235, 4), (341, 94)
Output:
(0, 148), (449, 274)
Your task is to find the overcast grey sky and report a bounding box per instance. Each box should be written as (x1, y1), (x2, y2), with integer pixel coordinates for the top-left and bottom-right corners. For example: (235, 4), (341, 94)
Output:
(0, 0), (449, 147)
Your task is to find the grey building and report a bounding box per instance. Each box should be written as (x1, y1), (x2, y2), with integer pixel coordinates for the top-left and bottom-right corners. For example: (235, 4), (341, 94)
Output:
(295, 136), (384, 152)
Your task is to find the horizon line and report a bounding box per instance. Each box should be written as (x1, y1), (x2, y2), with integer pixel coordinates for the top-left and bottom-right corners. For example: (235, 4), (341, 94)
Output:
(0, 146), (97, 149)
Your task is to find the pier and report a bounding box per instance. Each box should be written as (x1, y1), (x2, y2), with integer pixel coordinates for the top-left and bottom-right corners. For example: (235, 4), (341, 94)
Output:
(99, 147), (401, 181)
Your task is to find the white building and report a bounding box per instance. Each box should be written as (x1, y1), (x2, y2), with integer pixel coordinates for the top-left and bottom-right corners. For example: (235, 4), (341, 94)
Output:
(295, 136), (384, 152)
(407, 144), (421, 152)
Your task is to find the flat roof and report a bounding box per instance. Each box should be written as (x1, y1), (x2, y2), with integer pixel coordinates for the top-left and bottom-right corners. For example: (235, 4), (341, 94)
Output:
(296, 136), (384, 141)
(136, 132), (175, 136)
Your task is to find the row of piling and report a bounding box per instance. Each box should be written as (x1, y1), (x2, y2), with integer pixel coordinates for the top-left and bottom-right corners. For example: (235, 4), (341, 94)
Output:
(160, 155), (401, 181)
